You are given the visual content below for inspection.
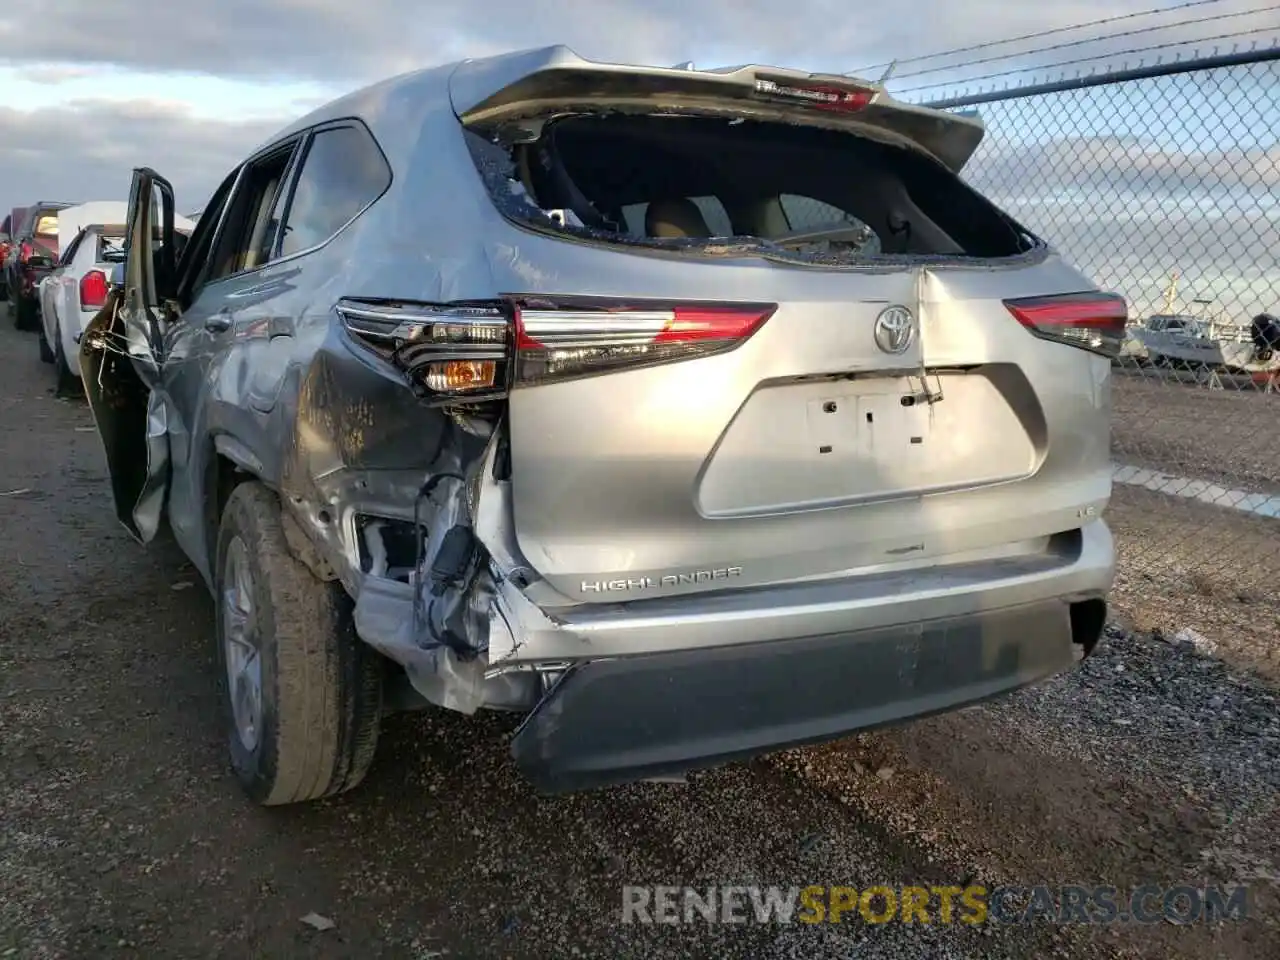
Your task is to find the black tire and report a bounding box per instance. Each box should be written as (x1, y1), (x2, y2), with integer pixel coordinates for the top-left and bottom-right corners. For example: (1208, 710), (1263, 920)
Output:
(215, 481), (384, 805)
(38, 321), (55, 364)
(52, 328), (79, 397)
(13, 294), (36, 331)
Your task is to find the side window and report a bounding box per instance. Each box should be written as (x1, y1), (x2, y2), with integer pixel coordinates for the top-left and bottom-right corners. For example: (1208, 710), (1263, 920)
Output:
(779, 194), (879, 251)
(175, 170), (238, 302)
(205, 144), (299, 283)
(279, 125), (390, 258)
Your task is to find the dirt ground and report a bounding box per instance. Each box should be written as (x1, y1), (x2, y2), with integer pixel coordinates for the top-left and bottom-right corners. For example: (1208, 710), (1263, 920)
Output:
(1, 319), (1277, 959)
(1111, 366), (1280, 498)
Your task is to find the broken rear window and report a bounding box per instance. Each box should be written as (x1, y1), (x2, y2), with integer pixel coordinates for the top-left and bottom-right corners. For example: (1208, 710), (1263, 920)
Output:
(463, 113), (1038, 264)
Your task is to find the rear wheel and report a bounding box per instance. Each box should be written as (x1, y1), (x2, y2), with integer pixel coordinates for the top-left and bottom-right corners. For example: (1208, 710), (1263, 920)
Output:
(52, 327), (79, 396)
(215, 481), (384, 805)
(37, 321), (54, 364)
(13, 295), (36, 331)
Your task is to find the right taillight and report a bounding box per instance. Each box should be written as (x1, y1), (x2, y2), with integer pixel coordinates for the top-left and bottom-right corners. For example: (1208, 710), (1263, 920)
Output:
(19, 242), (33, 263)
(1003, 291), (1128, 359)
(514, 302), (775, 384)
(338, 297), (775, 403)
(79, 270), (109, 310)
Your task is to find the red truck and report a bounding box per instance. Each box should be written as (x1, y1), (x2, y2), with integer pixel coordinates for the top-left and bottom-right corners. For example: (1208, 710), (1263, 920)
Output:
(5, 202), (71, 329)
(0, 207), (27, 302)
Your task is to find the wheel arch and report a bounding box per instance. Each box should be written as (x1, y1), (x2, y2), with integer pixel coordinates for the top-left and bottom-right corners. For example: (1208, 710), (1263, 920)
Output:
(206, 432), (338, 586)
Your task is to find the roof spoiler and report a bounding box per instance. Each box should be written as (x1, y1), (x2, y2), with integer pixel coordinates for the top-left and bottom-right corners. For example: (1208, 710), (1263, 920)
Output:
(447, 45), (985, 172)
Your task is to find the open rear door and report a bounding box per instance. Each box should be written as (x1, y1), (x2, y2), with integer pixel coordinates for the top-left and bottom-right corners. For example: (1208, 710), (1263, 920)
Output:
(80, 167), (178, 542)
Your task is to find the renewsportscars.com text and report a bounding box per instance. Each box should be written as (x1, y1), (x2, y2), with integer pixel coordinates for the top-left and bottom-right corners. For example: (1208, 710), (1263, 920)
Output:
(621, 884), (1248, 926)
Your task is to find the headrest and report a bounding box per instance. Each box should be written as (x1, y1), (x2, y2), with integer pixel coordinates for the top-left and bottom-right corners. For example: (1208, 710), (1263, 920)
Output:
(644, 197), (712, 239)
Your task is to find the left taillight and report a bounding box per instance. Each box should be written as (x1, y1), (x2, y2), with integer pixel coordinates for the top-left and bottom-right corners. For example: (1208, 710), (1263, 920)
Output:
(337, 300), (512, 403)
(1003, 292), (1128, 359)
(79, 270), (109, 310)
(337, 297), (776, 403)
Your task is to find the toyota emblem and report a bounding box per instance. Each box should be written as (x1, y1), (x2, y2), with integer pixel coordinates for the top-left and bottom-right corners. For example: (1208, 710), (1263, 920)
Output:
(874, 305), (916, 354)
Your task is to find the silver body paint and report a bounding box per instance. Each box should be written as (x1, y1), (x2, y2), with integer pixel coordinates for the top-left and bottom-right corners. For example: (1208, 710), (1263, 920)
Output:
(80, 46), (1115, 791)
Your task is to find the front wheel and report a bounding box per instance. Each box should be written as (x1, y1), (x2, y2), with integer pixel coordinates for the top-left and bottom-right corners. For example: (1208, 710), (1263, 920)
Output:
(215, 481), (385, 805)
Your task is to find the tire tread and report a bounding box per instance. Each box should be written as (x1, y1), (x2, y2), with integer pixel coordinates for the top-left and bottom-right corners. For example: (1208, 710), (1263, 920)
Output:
(219, 482), (382, 805)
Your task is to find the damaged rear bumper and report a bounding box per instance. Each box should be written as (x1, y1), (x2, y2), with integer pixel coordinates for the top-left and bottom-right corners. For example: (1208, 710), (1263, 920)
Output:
(351, 518), (1112, 793)
(510, 597), (1090, 793)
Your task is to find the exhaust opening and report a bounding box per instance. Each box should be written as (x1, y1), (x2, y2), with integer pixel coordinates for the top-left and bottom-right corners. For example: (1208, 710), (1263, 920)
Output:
(1069, 598), (1107, 659)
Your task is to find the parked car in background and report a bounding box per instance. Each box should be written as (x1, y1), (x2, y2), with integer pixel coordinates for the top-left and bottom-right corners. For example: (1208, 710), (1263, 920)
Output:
(0, 212), (16, 301)
(83, 46), (1117, 807)
(38, 202), (195, 393)
(2, 207), (32, 301)
(6, 201), (73, 329)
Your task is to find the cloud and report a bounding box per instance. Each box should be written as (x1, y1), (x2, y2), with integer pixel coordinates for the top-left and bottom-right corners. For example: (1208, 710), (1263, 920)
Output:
(962, 135), (1280, 318)
(970, 135), (1280, 195)
(20, 64), (101, 85)
(0, 100), (282, 215)
(1, 0), (1274, 321)
(4, 0), (1269, 85)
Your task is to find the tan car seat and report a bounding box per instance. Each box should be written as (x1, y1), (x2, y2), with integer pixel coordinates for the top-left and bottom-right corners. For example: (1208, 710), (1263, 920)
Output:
(645, 198), (712, 239)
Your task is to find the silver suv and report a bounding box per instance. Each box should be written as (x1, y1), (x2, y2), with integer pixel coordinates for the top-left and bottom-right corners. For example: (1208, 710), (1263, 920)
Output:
(84, 46), (1120, 805)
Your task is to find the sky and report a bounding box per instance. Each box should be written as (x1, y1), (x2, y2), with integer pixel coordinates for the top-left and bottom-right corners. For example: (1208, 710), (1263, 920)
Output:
(954, 61), (1280, 321)
(0, 0), (1276, 316)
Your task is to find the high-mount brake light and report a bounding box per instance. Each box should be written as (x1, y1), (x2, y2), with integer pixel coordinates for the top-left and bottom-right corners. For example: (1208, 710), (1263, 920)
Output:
(338, 298), (776, 400)
(753, 77), (875, 113)
(1003, 292), (1128, 359)
(79, 270), (109, 310)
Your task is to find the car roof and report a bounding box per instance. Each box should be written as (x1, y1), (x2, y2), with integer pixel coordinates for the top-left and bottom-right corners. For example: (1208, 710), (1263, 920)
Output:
(57, 201), (128, 240)
(239, 45), (981, 172)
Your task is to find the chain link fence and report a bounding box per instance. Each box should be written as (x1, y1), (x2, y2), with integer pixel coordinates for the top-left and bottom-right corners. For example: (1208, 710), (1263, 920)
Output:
(915, 47), (1280, 661)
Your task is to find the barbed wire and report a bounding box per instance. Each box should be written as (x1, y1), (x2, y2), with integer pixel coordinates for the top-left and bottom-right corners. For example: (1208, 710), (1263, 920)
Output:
(883, 4), (1276, 81)
(895, 25), (1278, 95)
(846, 0), (1231, 74)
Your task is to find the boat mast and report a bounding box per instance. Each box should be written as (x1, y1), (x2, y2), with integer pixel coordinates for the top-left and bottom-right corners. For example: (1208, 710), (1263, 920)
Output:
(1163, 270), (1179, 314)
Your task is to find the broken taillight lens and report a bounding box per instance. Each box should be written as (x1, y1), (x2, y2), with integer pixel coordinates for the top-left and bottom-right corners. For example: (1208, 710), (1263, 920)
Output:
(1003, 292), (1128, 359)
(338, 298), (776, 401)
(79, 270), (109, 310)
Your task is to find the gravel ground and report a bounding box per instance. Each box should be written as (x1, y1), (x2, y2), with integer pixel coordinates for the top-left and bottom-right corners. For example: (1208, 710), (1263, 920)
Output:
(2, 319), (1278, 959)
(1111, 367), (1280, 497)
(1106, 484), (1280, 681)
